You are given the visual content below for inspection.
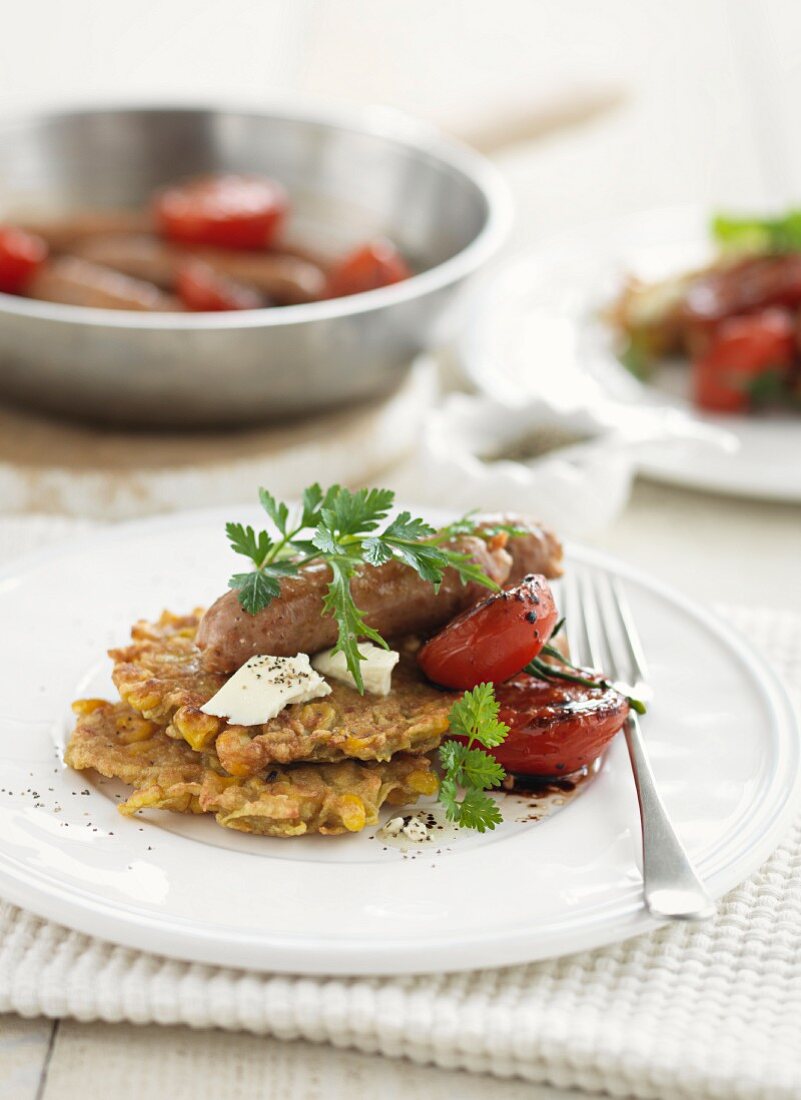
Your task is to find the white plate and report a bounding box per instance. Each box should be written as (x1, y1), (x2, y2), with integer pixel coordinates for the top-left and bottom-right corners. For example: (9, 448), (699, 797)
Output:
(0, 506), (798, 975)
(460, 206), (801, 501)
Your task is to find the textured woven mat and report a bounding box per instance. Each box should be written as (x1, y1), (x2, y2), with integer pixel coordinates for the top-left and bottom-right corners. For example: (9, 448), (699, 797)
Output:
(1, 520), (800, 1100)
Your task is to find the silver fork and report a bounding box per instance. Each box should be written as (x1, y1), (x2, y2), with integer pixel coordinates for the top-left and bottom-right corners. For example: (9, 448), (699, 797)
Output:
(561, 568), (715, 921)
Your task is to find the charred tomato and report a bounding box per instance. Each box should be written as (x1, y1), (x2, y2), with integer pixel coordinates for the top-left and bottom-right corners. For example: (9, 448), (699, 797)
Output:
(491, 672), (629, 776)
(418, 575), (558, 691)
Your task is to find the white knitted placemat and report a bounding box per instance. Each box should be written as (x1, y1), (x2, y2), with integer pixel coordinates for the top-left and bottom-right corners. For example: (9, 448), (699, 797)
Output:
(1, 519), (800, 1100)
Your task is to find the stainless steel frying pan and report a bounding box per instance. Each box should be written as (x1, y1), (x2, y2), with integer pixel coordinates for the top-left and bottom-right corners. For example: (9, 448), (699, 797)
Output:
(0, 105), (510, 427)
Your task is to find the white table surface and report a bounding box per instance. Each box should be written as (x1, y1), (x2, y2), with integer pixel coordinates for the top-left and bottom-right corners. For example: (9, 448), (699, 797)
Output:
(3, 1), (801, 1096)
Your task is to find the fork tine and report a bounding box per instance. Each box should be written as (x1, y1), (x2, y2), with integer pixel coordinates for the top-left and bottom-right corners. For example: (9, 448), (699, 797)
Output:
(560, 570), (589, 668)
(579, 570), (612, 675)
(594, 571), (632, 684)
(609, 576), (650, 684)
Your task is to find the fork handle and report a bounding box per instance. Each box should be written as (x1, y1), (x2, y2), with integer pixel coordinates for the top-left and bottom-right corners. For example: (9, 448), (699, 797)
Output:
(624, 715), (715, 921)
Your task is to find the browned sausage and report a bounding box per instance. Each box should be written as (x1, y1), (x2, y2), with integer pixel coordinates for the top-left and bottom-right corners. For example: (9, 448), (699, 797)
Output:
(70, 235), (325, 305)
(26, 256), (182, 312)
(475, 515), (564, 582)
(189, 246), (326, 304)
(682, 254), (801, 325)
(71, 235), (179, 289)
(21, 210), (152, 252)
(197, 519), (563, 673)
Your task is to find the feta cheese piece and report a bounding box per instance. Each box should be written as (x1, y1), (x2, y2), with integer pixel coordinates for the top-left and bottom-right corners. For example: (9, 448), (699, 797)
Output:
(379, 814), (432, 844)
(200, 654), (330, 726)
(311, 642), (399, 696)
(381, 816), (406, 838)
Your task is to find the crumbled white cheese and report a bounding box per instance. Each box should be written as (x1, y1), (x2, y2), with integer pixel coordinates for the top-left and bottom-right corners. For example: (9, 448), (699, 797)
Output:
(380, 814), (432, 844)
(401, 817), (430, 843)
(381, 816), (406, 838)
(312, 642), (399, 695)
(200, 654), (330, 726)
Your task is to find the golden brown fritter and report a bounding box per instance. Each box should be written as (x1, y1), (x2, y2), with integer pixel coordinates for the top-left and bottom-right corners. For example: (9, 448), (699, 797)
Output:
(65, 699), (438, 837)
(172, 654), (455, 773)
(110, 609), (224, 721)
(112, 610), (455, 769)
(65, 698), (206, 787)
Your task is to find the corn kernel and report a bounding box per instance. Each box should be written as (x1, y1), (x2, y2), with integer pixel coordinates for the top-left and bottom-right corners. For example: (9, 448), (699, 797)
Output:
(126, 687), (163, 716)
(71, 698), (110, 716)
(407, 770), (439, 796)
(173, 707), (219, 751)
(298, 701), (336, 730)
(215, 728), (256, 777)
(339, 794), (366, 832)
(344, 736), (369, 753)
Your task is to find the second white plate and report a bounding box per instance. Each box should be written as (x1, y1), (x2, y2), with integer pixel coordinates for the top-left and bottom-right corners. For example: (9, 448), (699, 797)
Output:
(459, 206), (801, 501)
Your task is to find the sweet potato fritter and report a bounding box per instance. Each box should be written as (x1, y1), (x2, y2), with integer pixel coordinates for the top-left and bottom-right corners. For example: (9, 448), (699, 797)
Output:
(65, 700), (438, 837)
(112, 610), (456, 769)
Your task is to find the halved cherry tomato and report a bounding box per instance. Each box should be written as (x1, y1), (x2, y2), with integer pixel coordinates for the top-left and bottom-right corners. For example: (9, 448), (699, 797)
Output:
(176, 261), (263, 312)
(326, 238), (411, 298)
(692, 308), (795, 413)
(418, 575), (558, 691)
(489, 672), (629, 776)
(0, 226), (48, 294)
(154, 175), (288, 251)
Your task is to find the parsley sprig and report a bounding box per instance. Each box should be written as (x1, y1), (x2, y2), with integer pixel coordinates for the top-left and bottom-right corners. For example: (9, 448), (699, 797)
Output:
(226, 485), (499, 693)
(438, 684), (510, 832)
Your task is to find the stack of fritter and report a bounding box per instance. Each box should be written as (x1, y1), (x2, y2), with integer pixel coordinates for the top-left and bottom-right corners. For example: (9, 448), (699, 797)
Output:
(65, 612), (450, 837)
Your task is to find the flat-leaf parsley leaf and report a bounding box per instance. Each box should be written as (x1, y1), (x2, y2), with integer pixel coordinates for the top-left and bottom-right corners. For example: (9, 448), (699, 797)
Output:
(438, 683), (510, 832)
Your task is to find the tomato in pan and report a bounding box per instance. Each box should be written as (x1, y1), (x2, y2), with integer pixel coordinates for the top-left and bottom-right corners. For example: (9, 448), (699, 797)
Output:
(154, 175), (288, 251)
(326, 238), (411, 298)
(0, 226), (48, 294)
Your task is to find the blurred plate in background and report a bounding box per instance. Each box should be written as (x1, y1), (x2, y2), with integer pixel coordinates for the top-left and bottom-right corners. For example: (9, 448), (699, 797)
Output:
(459, 206), (801, 502)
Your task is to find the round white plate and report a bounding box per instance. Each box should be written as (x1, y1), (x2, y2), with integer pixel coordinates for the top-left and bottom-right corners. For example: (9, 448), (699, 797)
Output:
(460, 206), (801, 501)
(0, 506), (798, 975)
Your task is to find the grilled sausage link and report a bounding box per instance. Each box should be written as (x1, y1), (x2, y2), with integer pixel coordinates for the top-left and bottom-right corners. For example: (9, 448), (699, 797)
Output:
(475, 514), (564, 583)
(197, 518), (563, 673)
(26, 256), (182, 311)
(22, 210), (152, 252)
(71, 235), (179, 289)
(198, 536), (511, 673)
(71, 235), (326, 305)
(189, 246), (326, 304)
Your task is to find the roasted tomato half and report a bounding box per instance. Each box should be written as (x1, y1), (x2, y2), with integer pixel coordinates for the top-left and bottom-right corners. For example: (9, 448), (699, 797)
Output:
(488, 673), (629, 776)
(154, 174), (288, 250)
(326, 239), (411, 298)
(691, 308), (796, 413)
(0, 226), (48, 294)
(418, 575), (558, 691)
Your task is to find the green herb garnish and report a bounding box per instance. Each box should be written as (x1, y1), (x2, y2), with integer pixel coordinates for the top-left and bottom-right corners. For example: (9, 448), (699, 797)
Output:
(711, 209), (801, 254)
(226, 485), (499, 693)
(438, 683), (509, 832)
